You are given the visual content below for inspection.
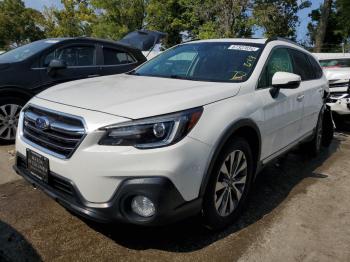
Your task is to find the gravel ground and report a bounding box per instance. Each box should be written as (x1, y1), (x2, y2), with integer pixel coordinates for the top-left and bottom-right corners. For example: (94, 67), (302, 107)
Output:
(0, 132), (349, 262)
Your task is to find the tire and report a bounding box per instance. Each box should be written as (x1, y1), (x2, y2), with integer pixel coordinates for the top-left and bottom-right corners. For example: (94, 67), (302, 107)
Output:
(202, 138), (254, 230)
(322, 105), (334, 148)
(303, 109), (324, 157)
(0, 97), (26, 145)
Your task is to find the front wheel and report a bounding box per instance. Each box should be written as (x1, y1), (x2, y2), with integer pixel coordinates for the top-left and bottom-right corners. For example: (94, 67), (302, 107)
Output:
(202, 138), (254, 230)
(0, 98), (25, 144)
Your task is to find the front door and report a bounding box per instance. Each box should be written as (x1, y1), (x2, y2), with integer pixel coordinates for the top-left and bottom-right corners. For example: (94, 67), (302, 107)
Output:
(39, 44), (100, 89)
(257, 47), (305, 159)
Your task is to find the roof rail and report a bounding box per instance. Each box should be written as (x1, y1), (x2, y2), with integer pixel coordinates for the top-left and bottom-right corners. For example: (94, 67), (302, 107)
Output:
(266, 37), (304, 48)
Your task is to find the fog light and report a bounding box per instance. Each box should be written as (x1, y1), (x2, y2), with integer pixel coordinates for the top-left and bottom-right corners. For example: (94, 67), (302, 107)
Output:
(131, 195), (156, 217)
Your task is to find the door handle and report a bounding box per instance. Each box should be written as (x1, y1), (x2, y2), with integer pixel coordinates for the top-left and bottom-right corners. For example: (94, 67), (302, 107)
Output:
(88, 74), (100, 78)
(296, 95), (304, 102)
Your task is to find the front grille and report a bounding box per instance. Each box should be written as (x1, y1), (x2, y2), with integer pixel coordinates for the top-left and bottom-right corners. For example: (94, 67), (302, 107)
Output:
(23, 106), (86, 159)
(329, 82), (349, 88)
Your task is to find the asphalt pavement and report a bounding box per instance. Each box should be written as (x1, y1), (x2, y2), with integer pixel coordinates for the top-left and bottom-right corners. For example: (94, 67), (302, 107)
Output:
(0, 132), (349, 262)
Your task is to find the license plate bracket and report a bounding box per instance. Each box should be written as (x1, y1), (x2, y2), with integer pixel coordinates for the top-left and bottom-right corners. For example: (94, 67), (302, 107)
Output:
(27, 149), (49, 183)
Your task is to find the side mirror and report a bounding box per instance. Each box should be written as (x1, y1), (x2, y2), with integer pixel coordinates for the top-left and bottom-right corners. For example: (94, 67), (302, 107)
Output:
(270, 72), (301, 98)
(47, 59), (67, 75)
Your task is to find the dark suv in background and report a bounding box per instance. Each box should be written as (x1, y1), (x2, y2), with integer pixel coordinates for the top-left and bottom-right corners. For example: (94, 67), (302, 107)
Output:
(0, 30), (165, 143)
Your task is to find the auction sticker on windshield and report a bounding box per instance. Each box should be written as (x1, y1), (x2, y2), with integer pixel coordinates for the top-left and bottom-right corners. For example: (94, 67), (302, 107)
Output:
(228, 45), (260, 52)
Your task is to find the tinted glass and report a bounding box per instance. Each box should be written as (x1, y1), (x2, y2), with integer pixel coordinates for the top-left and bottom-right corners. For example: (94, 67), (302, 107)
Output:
(44, 46), (95, 67)
(0, 40), (58, 63)
(258, 48), (293, 88)
(103, 48), (136, 65)
(319, 59), (350, 68)
(134, 42), (263, 82)
(308, 55), (323, 79)
(289, 49), (314, 80)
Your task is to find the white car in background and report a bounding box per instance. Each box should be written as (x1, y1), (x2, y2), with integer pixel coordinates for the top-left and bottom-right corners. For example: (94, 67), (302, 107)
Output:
(313, 53), (350, 125)
(0, 51), (5, 55)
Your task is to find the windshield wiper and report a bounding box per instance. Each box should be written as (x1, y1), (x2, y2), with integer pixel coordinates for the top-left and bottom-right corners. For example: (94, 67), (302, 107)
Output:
(170, 75), (189, 79)
(127, 70), (140, 76)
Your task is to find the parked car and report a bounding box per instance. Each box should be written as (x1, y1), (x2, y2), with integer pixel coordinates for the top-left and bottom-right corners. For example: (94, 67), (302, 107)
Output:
(313, 53), (350, 126)
(14, 38), (332, 229)
(0, 30), (165, 144)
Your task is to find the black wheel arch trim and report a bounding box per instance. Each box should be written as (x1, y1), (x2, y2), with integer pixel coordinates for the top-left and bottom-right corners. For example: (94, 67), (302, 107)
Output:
(199, 118), (262, 197)
(0, 86), (34, 101)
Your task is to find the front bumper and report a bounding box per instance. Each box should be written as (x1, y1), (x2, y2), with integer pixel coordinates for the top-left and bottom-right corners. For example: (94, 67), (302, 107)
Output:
(327, 98), (350, 116)
(14, 154), (202, 225)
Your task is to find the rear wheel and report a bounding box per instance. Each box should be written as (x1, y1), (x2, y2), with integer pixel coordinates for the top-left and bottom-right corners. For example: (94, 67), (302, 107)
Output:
(202, 138), (254, 230)
(303, 110), (324, 156)
(0, 97), (25, 144)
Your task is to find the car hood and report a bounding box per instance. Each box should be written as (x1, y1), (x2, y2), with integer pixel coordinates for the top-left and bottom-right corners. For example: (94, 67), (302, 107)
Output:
(37, 74), (241, 119)
(324, 68), (350, 82)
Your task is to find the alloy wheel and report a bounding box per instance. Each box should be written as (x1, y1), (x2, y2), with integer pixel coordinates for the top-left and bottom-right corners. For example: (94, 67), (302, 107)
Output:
(214, 150), (248, 217)
(0, 104), (22, 141)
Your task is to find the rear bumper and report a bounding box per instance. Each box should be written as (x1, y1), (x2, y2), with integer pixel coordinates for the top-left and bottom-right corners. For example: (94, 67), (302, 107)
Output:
(14, 154), (202, 226)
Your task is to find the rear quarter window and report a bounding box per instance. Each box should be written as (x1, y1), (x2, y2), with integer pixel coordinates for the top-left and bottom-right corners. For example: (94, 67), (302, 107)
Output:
(103, 48), (136, 65)
(308, 55), (323, 79)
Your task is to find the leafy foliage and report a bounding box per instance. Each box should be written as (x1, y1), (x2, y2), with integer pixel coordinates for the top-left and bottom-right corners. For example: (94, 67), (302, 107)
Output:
(90, 0), (146, 40)
(0, 0), (45, 49)
(308, 0), (350, 52)
(253, 0), (311, 39)
(0, 0), (348, 51)
(41, 0), (95, 38)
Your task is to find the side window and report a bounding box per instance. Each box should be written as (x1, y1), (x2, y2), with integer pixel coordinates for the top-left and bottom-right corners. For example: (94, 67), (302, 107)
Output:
(103, 48), (136, 65)
(289, 49), (315, 81)
(258, 48), (293, 88)
(308, 55), (323, 79)
(43, 46), (95, 67)
(43, 51), (55, 67)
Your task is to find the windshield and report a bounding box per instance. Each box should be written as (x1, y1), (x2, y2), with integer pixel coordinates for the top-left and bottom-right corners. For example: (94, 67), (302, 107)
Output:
(0, 40), (59, 63)
(134, 42), (263, 82)
(319, 58), (350, 68)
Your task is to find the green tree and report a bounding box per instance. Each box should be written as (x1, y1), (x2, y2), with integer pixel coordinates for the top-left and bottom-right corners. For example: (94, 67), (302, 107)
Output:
(90, 0), (146, 40)
(336, 0), (350, 42)
(0, 0), (45, 49)
(307, 1), (340, 52)
(253, 0), (311, 39)
(146, 0), (253, 47)
(146, 0), (188, 47)
(307, 0), (350, 52)
(195, 0), (252, 39)
(42, 0), (95, 38)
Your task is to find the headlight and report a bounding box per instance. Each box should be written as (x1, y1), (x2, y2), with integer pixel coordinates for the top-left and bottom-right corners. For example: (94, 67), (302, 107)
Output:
(99, 107), (203, 148)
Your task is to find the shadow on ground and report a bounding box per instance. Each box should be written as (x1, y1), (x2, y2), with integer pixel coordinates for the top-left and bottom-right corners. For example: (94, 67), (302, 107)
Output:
(0, 220), (42, 262)
(87, 134), (343, 253)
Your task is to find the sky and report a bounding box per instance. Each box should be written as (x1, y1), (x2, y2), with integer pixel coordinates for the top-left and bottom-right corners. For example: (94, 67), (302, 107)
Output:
(24, 0), (323, 42)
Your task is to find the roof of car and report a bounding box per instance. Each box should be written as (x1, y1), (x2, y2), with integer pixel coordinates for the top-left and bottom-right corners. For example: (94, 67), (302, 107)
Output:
(186, 38), (268, 44)
(37, 37), (138, 50)
(313, 53), (350, 60)
(183, 37), (306, 49)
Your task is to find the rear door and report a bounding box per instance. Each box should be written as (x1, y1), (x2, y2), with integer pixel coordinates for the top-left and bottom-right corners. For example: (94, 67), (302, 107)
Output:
(39, 43), (100, 88)
(289, 49), (325, 136)
(100, 46), (139, 76)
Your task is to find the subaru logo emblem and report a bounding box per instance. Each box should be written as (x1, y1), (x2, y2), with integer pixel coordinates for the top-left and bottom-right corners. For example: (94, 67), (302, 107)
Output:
(35, 117), (50, 131)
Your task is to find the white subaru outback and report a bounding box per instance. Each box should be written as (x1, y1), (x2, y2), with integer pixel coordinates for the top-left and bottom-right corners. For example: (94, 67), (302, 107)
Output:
(14, 38), (330, 229)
